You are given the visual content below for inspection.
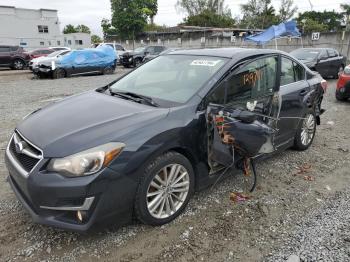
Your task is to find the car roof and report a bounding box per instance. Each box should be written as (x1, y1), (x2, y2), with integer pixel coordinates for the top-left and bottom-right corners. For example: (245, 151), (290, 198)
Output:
(293, 48), (332, 51)
(167, 48), (286, 59)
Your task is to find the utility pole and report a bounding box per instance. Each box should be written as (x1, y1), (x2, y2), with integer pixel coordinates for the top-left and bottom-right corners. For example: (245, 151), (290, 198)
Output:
(217, 0), (223, 15)
(308, 0), (313, 11)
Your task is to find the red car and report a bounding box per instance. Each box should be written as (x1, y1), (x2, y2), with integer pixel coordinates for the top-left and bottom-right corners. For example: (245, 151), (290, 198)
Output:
(28, 48), (54, 60)
(336, 66), (350, 101)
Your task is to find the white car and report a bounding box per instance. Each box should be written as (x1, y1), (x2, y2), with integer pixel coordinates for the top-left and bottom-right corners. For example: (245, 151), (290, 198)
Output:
(29, 50), (70, 71)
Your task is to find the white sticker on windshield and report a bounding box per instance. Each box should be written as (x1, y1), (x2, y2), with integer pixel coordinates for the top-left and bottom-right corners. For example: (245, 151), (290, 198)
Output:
(190, 60), (221, 67)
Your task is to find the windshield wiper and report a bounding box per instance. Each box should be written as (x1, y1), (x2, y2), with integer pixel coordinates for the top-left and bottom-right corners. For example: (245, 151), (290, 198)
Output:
(108, 88), (159, 107)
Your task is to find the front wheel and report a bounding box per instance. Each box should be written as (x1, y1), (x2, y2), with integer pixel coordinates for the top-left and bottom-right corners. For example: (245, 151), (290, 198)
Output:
(134, 152), (194, 226)
(53, 68), (66, 79)
(102, 66), (114, 75)
(293, 109), (316, 151)
(133, 59), (142, 68)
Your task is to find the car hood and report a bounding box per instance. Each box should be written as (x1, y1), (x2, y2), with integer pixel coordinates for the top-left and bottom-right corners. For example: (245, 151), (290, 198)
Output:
(31, 56), (47, 63)
(17, 91), (169, 157)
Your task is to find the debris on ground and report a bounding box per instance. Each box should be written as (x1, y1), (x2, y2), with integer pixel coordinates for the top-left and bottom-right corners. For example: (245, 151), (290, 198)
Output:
(303, 175), (315, 181)
(293, 164), (312, 176)
(229, 192), (251, 203)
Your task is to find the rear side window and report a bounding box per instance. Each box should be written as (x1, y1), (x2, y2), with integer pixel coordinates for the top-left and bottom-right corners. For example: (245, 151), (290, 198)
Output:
(0, 46), (10, 52)
(41, 50), (52, 54)
(208, 56), (278, 106)
(116, 45), (124, 51)
(281, 57), (305, 85)
(154, 46), (165, 53)
(327, 49), (337, 57)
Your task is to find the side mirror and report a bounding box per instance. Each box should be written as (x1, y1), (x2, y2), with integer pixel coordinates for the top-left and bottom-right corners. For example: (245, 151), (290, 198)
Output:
(144, 51), (149, 56)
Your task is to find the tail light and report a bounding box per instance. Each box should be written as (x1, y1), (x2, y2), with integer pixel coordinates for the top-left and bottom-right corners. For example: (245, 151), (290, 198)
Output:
(321, 79), (328, 93)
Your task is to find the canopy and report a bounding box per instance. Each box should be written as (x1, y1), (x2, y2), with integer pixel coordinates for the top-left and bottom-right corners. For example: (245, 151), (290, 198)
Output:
(244, 21), (301, 45)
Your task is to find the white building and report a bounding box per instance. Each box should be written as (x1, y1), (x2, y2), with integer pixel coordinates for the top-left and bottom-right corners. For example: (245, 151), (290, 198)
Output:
(0, 5), (91, 50)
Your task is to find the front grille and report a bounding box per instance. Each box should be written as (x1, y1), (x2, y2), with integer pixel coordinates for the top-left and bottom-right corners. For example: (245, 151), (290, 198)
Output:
(9, 132), (42, 173)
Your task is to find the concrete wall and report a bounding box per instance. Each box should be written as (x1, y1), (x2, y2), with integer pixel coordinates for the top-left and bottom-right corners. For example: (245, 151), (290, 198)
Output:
(0, 6), (91, 50)
(120, 31), (350, 61)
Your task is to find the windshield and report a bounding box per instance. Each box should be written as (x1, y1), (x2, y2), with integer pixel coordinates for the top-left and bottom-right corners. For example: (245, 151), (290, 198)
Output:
(47, 51), (62, 57)
(290, 49), (320, 62)
(110, 55), (227, 104)
(134, 47), (146, 53)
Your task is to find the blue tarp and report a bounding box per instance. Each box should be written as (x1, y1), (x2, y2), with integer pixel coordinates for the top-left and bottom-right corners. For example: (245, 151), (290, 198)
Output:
(245, 21), (301, 45)
(57, 45), (117, 69)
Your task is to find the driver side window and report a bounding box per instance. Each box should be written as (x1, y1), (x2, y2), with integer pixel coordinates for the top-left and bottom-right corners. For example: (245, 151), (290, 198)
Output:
(207, 56), (277, 106)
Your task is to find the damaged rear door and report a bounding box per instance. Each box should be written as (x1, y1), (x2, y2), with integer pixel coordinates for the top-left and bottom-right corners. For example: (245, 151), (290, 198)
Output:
(205, 55), (280, 171)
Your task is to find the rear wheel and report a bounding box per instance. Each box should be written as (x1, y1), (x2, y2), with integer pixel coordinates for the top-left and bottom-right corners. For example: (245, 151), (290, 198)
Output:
(293, 109), (316, 151)
(134, 151), (194, 226)
(12, 59), (25, 70)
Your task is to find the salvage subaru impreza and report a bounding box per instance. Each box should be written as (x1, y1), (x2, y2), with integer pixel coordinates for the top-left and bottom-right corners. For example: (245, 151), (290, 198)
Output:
(5, 48), (326, 231)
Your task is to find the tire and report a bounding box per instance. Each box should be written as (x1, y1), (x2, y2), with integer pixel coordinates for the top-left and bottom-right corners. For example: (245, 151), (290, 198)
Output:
(53, 68), (66, 79)
(12, 59), (25, 70)
(293, 109), (316, 151)
(102, 66), (114, 75)
(134, 59), (142, 68)
(336, 92), (348, 101)
(134, 151), (195, 226)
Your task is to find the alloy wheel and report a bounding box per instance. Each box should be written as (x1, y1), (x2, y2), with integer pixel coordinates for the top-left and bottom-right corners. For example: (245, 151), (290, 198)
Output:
(300, 114), (315, 146)
(146, 164), (190, 219)
(14, 60), (24, 70)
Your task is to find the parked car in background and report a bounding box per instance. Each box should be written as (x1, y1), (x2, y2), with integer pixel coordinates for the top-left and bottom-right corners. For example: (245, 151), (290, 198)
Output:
(290, 48), (346, 78)
(0, 45), (30, 70)
(142, 48), (180, 63)
(336, 65), (350, 101)
(97, 43), (127, 62)
(29, 50), (70, 71)
(5, 48), (326, 231)
(35, 45), (116, 79)
(28, 48), (55, 60)
(120, 45), (167, 67)
(50, 47), (71, 52)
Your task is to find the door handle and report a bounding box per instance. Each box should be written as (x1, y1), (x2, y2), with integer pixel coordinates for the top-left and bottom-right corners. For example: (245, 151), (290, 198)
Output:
(299, 89), (307, 96)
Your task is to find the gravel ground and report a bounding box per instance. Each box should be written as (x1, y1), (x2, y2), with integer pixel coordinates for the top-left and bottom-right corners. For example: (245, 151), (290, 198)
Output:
(0, 68), (349, 262)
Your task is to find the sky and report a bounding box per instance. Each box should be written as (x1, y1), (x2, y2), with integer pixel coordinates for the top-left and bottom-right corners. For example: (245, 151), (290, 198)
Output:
(0, 0), (346, 36)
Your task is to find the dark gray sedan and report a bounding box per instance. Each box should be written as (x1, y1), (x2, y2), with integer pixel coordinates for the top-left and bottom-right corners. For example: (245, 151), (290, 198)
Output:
(5, 48), (326, 232)
(290, 48), (346, 78)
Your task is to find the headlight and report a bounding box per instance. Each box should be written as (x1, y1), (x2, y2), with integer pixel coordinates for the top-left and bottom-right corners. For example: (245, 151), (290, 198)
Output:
(129, 58), (133, 62)
(47, 142), (125, 177)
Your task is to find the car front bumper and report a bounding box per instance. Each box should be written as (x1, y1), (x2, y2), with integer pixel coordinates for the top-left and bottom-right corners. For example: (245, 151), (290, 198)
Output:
(336, 81), (350, 99)
(4, 132), (136, 232)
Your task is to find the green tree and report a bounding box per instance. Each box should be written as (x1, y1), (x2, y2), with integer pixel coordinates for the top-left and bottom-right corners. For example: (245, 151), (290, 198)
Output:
(101, 18), (118, 38)
(176, 0), (229, 16)
(75, 24), (91, 34)
(297, 11), (343, 32)
(110, 0), (158, 39)
(91, 34), (102, 44)
(183, 9), (235, 27)
(278, 0), (298, 22)
(240, 0), (279, 29)
(300, 19), (328, 33)
(63, 24), (78, 34)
